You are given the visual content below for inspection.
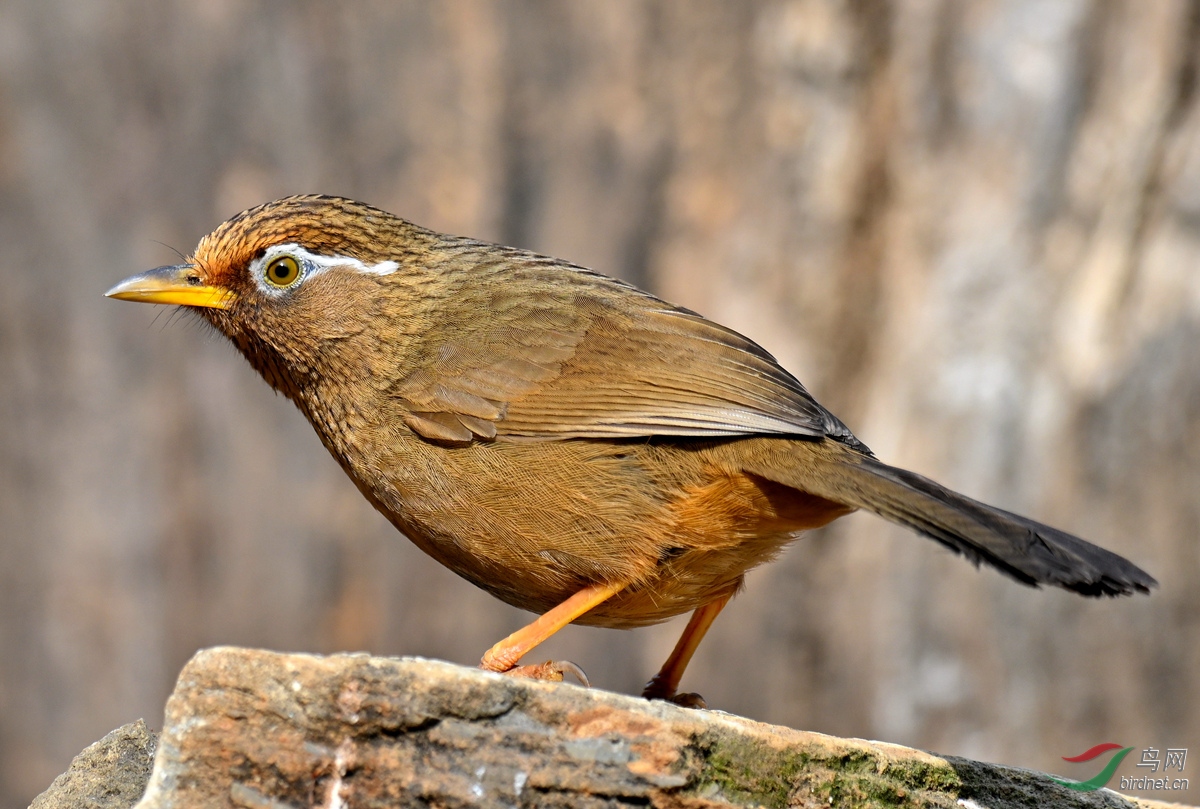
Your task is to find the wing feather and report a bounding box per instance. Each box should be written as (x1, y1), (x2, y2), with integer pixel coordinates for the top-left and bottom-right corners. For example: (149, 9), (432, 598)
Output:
(389, 255), (865, 450)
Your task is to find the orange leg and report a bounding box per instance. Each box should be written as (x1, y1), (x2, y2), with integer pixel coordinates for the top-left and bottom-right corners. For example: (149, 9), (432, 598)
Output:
(642, 591), (732, 704)
(480, 581), (626, 681)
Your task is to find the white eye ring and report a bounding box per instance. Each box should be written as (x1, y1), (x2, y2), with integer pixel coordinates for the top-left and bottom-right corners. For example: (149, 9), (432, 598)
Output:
(250, 243), (400, 295)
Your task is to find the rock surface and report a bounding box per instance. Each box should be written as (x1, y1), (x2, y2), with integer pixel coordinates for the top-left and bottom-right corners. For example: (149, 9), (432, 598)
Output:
(32, 648), (1194, 808)
(29, 719), (157, 809)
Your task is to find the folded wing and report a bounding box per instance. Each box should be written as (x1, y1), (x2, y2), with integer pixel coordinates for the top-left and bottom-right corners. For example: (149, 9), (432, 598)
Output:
(390, 260), (864, 449)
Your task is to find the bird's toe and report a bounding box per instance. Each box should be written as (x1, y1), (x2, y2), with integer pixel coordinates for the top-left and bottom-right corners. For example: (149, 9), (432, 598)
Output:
(496, 659), (591, 686)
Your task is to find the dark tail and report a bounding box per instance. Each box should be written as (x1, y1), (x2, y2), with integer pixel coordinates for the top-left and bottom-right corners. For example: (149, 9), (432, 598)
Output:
(789, 447), (1156, 597)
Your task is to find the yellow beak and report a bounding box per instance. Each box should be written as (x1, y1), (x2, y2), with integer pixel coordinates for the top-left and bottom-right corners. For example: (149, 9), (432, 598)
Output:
(105, 264), (235, 309)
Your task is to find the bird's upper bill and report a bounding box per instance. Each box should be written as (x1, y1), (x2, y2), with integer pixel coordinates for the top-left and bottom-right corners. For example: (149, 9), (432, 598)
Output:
(105, 263), (234, 309)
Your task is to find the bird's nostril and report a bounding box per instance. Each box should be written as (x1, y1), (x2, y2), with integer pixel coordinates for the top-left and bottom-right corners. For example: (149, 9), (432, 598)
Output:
(186, 274), (201, 286)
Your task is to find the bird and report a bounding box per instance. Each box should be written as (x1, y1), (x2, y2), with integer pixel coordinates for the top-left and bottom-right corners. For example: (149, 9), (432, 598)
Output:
(107, 195), (1155, 705)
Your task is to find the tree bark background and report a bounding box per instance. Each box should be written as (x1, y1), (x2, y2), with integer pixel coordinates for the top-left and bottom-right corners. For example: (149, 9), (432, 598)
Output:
(1, 0), (1197, 804)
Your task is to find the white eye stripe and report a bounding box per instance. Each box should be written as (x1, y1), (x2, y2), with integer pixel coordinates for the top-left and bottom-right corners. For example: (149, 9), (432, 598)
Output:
(249, 243), (399, 293)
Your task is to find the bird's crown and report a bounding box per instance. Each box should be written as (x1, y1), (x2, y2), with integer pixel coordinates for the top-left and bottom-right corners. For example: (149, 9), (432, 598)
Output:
(192, 195), (432, 294)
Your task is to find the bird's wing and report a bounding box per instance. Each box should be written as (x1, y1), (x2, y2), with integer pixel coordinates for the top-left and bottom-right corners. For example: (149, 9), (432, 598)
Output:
(390, 264), (863, 449)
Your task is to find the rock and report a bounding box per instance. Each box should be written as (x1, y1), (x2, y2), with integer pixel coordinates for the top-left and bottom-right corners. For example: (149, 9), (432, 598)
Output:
(36, 648), (1192, 808)
(29, 719), (157, 809)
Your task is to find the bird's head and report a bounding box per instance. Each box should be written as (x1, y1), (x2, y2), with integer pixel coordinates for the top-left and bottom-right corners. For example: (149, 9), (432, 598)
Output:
(107, 195), (439, 395)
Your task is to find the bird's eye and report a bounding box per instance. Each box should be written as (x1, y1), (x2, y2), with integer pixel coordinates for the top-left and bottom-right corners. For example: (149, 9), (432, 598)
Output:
(264, 255), (301, 288)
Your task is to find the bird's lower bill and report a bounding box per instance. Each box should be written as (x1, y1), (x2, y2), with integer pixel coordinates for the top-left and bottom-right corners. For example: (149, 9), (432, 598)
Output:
(105, 264), (234, 309)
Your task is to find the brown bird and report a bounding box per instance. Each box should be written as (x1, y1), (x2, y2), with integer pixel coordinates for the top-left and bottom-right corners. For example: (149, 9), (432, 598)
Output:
(107, 195), (1155, 704)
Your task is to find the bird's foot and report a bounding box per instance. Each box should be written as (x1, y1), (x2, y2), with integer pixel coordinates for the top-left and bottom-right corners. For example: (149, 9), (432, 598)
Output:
(645, 689), (707, 709)
(641, 675), (707, 709)
(493, 660), (591, 687)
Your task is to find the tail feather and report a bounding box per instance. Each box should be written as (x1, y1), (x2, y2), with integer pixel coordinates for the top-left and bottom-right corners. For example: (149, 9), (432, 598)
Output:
(789, 447), (1157, 597)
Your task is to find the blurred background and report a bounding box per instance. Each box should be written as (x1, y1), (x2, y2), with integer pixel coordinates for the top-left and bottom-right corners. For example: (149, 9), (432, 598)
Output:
(2, 0), (1198, 804)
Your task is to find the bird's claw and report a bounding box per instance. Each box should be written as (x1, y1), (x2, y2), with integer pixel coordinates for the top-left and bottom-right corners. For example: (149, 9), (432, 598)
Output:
(642, 674), (707, 708)
(664, 691), (707, 709)
(499, 660), (591, 687)
(643, 688), (708, 709)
